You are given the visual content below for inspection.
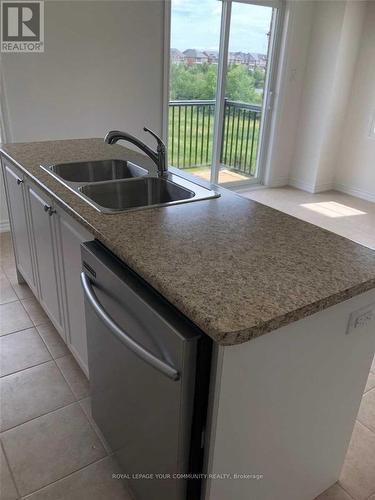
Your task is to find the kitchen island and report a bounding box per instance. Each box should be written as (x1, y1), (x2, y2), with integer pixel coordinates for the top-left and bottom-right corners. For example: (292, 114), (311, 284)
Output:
(1, 138), (375, 500)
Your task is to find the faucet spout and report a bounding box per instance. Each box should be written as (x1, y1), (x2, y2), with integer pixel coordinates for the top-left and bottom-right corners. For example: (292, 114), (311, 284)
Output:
(104, 128), (168, 177)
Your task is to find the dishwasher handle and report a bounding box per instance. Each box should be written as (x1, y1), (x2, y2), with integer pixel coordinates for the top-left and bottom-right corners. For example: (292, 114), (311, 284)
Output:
(80, 272), (180, 381)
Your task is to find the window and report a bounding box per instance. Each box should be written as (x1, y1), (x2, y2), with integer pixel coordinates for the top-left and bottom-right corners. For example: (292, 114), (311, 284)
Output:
(165, 0), (283, 188)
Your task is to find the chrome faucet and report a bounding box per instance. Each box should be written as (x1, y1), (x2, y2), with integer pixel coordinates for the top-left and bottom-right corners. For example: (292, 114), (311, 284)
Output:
(104, 127), (167, 177)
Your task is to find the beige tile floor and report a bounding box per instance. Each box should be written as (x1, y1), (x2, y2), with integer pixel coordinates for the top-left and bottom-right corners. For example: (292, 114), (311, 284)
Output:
(0, 232), (131, 500)
(1, 185), (375, 500)
(239, 187), (375, 250)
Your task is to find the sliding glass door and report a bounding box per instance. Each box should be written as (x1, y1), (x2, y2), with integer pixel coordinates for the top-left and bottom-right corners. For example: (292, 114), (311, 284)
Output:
(166, 0), (282, 188)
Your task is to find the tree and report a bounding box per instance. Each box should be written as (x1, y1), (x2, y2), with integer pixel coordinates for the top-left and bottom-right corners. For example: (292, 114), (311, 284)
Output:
(225, 64), (258, 103)
(170, 63), (217, 100)
(170, 63), (263, 104)
(252, 67), (265, 89)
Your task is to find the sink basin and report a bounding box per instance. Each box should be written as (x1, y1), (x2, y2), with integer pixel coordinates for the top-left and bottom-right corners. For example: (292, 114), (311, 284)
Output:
(79, 177), (195, 212)
(41, 159), (220, 213)
(45, 159), (147, 183)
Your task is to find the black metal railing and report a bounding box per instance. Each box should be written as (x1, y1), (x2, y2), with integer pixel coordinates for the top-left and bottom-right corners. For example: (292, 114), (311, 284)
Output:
(168, 99), (262, 177)
(168, 100), (215, 169)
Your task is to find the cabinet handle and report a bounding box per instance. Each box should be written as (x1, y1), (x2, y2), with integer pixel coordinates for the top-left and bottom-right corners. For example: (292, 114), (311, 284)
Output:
(43, 205), (56, 216)
(16, 178), (24, 185)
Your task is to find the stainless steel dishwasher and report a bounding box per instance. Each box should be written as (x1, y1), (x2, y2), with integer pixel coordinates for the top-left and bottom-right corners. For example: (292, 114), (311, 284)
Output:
(80, 241), (212, 500)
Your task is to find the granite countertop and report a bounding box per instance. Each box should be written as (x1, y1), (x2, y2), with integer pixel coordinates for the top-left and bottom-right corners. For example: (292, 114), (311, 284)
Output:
(1, 138), (375, 346)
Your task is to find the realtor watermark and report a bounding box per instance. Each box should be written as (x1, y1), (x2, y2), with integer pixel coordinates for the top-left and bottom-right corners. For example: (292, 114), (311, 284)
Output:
(112, 472), (264, 481)
(1, 0), (44, 52)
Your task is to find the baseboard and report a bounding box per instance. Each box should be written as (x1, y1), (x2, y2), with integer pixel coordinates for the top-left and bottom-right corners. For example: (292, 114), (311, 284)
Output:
(288, 177), (316, 193)
(334, 183), (375, 203)
(288, 177), (335, 194)
(264, 176), (290, 188)
(314, 182), (334, 193)
(276, 176), (374, 203)
(0, 220), (10, 233)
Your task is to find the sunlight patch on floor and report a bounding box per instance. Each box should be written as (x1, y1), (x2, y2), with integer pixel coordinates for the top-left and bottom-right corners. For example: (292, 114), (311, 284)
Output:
(300, 201), (367, 218)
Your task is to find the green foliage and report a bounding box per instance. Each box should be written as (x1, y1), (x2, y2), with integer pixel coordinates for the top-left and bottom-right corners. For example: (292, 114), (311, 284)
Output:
(170, 63), (217, 100)
(170, 62), (264, 104)
(225, 64), (257, 103)
(252, 67), (265, 89)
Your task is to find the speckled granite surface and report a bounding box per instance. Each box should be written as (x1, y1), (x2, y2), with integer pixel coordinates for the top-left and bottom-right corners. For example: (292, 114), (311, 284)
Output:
(1, 138), (375, 346)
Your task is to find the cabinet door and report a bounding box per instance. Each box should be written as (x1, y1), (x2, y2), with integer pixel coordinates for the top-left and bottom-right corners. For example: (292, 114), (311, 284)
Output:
(3, 162), (36, 292)
(27, 184), (64, 332)
(56, 210), (92, 375)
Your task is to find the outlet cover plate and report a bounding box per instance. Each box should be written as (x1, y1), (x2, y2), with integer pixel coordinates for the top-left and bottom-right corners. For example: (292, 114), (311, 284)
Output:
(347, 303), (375, 335)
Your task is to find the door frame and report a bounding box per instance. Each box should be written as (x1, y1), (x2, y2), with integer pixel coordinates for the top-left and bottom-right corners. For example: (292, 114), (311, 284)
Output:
(162, 0), (285, 188)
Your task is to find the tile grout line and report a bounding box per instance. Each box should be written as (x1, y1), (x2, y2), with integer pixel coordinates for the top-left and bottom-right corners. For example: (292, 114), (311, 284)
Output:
(18, 297), (50, 329)
(20, 456), (115, 499)
(53, 355), (83, 402)
(0, 329), (80, 433)
(0, 323), (54, 378)
(0, 435), (22, 499)
(35, 323), (70, 364)
(1, 299), (106, 455)
(338, 482), (358, 500)
(77, 398), (111, 459)
(0, 297), (19, 306)
(0, 396), (77, 434)
(355, 417), (375, 436)
(20, 455), (114, 499)
(1, 349), (110, 498)
(48, 354), (108, 450)
(0, 400), (80, 435)
(1, 396), (108, 470)
(0, 357), (53, 379)
(11, 283), (33, 301)
(0, 323), (43, 339)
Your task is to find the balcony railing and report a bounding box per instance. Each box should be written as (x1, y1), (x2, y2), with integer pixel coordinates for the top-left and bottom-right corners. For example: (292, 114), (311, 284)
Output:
(168, 99), (262, 177)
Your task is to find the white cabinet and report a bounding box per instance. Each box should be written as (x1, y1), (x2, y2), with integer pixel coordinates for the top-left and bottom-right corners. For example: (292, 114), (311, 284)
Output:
(55, 209), (93, 375)
(3, 160), (37, 294)
(26, 182), (65, 335)
(2, 157), (93, 375)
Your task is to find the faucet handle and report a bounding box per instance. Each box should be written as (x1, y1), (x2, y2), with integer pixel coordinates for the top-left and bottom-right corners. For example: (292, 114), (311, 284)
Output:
(143, 127), (166, 152)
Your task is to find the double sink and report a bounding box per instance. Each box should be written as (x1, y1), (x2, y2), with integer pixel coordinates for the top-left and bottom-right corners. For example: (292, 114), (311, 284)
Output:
(41, 159), (219, 213)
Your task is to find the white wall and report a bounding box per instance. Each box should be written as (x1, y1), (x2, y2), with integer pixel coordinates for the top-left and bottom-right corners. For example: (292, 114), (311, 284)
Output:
(264, 0), (314, 187)
(0, 0), (165, 228)
(267, 0), (374, 202)
(314, 0), (366, 192)
(334, 1), (375, 202)
(288, 0), (365, 193)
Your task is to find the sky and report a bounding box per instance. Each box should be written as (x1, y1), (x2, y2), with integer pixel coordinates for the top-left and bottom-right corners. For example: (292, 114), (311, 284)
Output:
(171, 0), (272, 55)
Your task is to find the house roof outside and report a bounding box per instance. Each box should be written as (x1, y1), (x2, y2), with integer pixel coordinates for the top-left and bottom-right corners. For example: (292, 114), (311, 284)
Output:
(204, 50), (219, 58)
(183, 49), (208, 59)
(170, 48), (267, 65)
(171, 48), (183, 58)
(249, 52), (267, 62)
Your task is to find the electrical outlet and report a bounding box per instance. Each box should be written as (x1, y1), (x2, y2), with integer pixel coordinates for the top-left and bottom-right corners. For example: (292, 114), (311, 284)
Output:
(347, 304), (375, 335)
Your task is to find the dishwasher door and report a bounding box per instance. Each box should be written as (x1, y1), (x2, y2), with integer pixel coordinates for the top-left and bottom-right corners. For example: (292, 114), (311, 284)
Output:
(81, 241), (208, 500)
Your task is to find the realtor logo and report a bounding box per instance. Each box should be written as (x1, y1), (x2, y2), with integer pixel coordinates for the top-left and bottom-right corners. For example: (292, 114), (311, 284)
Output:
(1, 0), (44, 52)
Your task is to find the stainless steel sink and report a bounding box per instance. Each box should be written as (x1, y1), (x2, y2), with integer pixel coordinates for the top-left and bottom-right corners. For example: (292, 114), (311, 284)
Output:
(42, 159), (147, 184)
(79, 177), (195, 212)
(41, 160), (219, 213)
